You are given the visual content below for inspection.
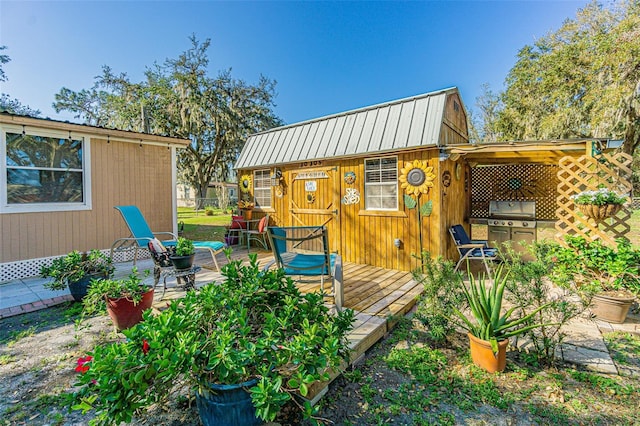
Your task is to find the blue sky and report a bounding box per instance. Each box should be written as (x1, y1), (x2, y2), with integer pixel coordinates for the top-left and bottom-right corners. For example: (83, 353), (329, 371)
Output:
(1, 0), (589, 126)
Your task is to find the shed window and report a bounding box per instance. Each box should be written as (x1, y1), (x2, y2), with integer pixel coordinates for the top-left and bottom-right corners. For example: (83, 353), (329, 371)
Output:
(253, 169), (271, 208)
(1, 126), (91, 213)
(364, 156), (397, 210)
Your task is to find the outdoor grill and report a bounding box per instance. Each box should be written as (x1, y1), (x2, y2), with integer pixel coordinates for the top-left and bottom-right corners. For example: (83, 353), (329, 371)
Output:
(487, 201), (537, 256)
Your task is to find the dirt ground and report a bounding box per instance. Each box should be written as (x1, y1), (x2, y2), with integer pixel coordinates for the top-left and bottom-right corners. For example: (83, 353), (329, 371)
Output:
(1, 302), (639, 426)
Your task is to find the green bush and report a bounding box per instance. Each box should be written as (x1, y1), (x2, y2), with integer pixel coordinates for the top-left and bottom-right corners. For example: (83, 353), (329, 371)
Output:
(412, 252), (465, 343)
(71, 253), (354, 425)
(502, 242), (588, 365)
(40, 250), (114, 291)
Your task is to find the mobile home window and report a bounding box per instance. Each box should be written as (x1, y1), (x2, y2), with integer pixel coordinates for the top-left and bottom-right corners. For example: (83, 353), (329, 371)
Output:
(1, 127), (91, 213)
(253, 169), (271, 208)
(364, 156), (398, 210)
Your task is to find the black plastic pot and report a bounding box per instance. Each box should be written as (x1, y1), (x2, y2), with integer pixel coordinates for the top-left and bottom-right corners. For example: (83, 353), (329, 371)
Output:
(195, 379), (261, 426)
(169, 254), (195, 270)
(68, 271), (109, 302)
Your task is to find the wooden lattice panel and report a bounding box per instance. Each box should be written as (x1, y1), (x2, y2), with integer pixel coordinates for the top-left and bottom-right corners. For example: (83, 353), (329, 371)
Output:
(471, 164), (559, 219)
(556, 153), (633, 246)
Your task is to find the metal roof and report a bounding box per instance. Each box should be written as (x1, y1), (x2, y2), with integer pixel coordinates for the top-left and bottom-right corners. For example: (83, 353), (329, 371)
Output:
(236, 87), (459, 169)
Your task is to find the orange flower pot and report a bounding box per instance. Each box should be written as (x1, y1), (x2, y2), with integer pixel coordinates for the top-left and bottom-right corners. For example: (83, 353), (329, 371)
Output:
(468, 333), (508, 373)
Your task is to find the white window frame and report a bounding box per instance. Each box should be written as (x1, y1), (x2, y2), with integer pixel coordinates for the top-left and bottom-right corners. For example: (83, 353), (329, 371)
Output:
(253, 169), (271, 209)
(0, 124), (92, 213)
(364, 156), (398, 211)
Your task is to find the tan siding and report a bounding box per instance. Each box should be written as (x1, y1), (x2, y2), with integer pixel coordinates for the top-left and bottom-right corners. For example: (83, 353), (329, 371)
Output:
(1, 137), (174, 263)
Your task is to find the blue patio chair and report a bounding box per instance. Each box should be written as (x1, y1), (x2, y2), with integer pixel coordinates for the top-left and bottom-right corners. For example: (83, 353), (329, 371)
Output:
(110, 205), (225, 272)
(449, 224), (498, 278)
(266, 226), (343, 310)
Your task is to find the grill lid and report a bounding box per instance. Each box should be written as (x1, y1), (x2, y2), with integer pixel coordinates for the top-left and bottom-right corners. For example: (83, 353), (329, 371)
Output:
(488, 201), (536, 219)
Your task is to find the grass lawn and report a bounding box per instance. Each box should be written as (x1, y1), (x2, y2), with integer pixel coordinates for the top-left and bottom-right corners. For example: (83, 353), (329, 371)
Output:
(177, 207), (231, 241)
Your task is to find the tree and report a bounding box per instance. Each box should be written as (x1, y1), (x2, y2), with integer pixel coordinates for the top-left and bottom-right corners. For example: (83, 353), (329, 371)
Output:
(54, 36), (282, 205)
(496, 0), (640, 155)
(0, 46), (41, 117)
(471, 83), (503, 143)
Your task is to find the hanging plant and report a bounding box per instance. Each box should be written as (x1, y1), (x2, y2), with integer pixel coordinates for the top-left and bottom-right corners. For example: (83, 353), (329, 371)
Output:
(239, 174), (252, 193)
(399, 160), (436, 196)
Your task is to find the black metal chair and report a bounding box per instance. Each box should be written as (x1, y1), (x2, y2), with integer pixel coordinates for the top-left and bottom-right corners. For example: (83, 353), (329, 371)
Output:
(449, 224), (498, 278)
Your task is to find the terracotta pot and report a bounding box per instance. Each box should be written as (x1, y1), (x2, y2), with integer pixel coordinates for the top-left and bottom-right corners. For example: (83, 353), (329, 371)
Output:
(243, 209), (253, 221)
(106, 288), (154, 331)
(468, 333), (508, 373)
(591, 293), (635, 324)
(577, 204), (622, 221)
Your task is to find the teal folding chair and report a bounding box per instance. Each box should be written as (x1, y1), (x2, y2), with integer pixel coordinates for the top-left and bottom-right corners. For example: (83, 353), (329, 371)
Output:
(110, 205), (225, 271)
(265, 226), (343, 310)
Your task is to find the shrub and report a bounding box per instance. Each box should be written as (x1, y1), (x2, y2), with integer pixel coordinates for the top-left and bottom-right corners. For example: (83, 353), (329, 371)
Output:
(502, 242), (588, 365)
(412, 252), (465, 343)
(70, 253), (355, 425)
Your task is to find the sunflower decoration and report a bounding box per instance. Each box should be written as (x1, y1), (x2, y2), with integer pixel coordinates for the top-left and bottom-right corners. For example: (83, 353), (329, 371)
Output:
(306, 192), (316, 204)
(399, 160), (436, 196)
(239, 174), (252, 193)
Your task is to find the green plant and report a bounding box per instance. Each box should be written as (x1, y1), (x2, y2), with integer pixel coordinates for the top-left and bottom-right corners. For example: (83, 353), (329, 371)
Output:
(453, 266), (553, 353)
(81, 269), (151, 316)
(570, 187), (627, 206)
(172, 236), (195, 256)
(70, 253), (354, 425)
(549, 236), (640, 297)
(40, 250), (114, 291)
(502, 242), (589, 365)
(412, 252), (465, 343)
(204, 207), (214, 216)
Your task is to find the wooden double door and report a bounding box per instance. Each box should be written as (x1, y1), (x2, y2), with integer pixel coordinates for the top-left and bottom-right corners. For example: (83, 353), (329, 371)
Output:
(287, 167), (341, 253)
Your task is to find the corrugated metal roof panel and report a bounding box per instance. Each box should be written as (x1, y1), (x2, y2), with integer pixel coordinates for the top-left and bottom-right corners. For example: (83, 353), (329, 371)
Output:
(237, 87), (460, 169)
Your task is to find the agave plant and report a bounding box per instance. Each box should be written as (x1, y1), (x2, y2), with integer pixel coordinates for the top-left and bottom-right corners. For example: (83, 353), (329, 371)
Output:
(453, 266), (552, 353)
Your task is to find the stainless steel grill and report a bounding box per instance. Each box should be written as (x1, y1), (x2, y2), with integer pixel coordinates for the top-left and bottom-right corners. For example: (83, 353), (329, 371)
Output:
(487, 201), (537, 256)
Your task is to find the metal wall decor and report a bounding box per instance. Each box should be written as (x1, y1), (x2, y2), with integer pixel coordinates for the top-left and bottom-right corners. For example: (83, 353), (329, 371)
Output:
(344, 171), (356, 185)
(306, 192), (316, 204)
(442, 171), (452, 187)
(342, 188), (360, 205)
(399, 160), (435, 196)
(239, 174), (252, 193)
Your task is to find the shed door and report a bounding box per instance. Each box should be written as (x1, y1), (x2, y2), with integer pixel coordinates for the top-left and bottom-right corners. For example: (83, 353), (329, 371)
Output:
(289, 167), (341, 253)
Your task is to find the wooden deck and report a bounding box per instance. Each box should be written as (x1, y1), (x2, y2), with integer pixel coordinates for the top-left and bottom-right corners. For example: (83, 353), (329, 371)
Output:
(151, 247), (422, 400)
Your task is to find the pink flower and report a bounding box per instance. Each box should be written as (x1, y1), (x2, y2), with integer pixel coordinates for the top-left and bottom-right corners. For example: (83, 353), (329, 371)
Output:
(142, 339), (150, 355)
(75, 356), (92, 373)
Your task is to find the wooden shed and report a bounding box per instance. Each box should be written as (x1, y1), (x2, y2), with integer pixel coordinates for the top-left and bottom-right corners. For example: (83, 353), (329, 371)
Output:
(235, 87), (470, 272)
(0, 113), (190, 281)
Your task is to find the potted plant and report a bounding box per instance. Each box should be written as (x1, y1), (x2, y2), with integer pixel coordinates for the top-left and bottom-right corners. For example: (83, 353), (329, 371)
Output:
(169, 236), (195, 270)
(40, 250), (114, 302)
(237, 199), (255, 221)
(70, 254), (354, 425)
(570, 187), (627, 220)
(550, 236), (639, 323)
(453, 266), (552, 373)
(82, 268), (154, 332)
